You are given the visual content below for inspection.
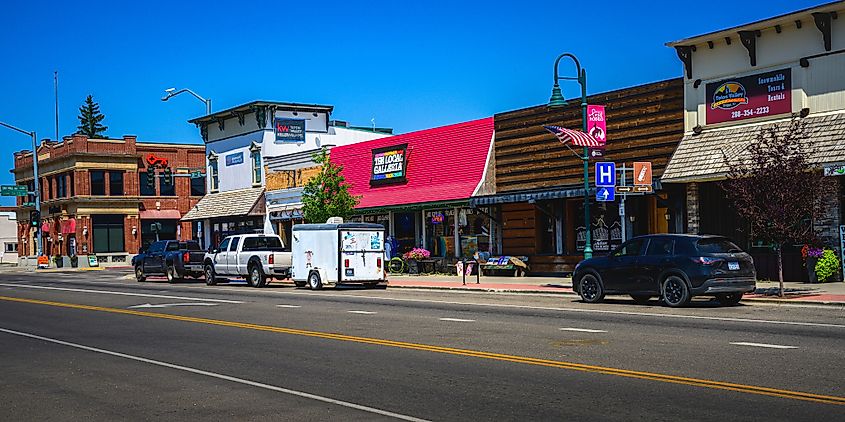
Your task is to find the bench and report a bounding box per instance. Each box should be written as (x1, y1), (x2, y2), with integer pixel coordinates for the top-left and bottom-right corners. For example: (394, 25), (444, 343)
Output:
(480, 256), (529, 277)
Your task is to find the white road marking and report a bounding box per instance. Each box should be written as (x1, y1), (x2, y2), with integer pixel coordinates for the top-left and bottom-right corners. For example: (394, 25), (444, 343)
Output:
(276, 304), (302, 308)
(560, 328), (607, 333)
(348, 310), (377, 315)
(0, 283), (243, 304)
(730, 342), (799, 349)
(0, 327), (428, 422)
(128, 303), (219, 309)
(439, 318), (475, 322)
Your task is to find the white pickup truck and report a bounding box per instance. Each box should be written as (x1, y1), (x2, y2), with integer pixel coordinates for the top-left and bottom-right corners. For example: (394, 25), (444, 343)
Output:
(203, 234), (292, 287)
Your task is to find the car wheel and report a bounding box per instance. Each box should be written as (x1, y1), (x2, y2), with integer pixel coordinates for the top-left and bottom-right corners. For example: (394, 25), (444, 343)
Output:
(135, 265), (146, 282)
(166, 265), (181, 283)
(662, 275), (691, 308)
(204, 264), (217, 286)
(631, 295), (652, 305)
(716, 293), (743, 306)
(248, 264), (267, 288)
(578, 274), (604, 303)
(308, 272), (323, 290)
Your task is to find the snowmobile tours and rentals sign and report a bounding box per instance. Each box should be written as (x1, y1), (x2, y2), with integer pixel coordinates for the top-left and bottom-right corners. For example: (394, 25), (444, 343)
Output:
(370, 144), (408, 186)
(705, 68), (792, 125)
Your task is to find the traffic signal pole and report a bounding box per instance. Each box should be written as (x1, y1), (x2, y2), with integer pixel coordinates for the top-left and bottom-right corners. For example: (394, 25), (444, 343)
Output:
(31, 131), (42, 258)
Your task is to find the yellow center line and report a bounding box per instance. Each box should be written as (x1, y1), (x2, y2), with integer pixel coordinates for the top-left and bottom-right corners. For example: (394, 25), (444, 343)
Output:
(1, 294), (843, 406)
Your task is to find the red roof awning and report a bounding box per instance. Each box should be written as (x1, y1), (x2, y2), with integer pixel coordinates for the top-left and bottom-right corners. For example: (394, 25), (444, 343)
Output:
(140, 209), (182, 220)
(61, 218), (76, 234)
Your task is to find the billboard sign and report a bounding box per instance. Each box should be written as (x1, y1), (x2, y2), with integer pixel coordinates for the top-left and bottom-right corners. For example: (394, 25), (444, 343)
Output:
(706, 68), (791, 125)
(274, 118), (306, 143)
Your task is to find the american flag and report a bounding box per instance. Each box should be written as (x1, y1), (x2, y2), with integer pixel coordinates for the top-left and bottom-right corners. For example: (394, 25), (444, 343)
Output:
(543, 125), (602, 147)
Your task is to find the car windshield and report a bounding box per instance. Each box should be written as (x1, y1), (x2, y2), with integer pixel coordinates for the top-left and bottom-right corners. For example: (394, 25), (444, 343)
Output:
(696, 238), (742, 253)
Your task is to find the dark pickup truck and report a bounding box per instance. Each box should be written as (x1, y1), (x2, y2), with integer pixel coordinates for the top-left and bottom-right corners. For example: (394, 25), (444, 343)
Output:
(133, 240), (206, 283)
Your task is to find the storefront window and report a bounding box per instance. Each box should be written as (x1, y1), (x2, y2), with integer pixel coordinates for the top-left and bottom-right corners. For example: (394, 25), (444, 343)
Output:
(572, 201), (622, 255)
(424, 210), (453, 257)
(92, 214), (124, 253)
(141, 219), (178, 249)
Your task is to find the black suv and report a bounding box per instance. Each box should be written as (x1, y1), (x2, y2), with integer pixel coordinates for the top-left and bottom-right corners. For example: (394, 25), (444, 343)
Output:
(572, 234), (756, 307)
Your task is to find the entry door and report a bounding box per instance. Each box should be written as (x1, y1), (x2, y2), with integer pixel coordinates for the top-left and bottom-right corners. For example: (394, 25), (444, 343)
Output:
(214, 238), (231, 274)
(604, 238), (645, 291)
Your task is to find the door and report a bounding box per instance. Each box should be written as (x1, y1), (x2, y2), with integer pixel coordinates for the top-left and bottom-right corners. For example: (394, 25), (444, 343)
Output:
(145, 241), (165, 273)
(214, 237), (231, 275)
(228, 236), (242, 275)
(339, 230), (385, 282)
(603, 238), (645, 292)
(637, 237), (675, 294)
(163, 241), (180, 271)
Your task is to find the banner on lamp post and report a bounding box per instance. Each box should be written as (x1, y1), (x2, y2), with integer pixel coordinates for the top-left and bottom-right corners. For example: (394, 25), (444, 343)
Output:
(587, 105), (607, 159)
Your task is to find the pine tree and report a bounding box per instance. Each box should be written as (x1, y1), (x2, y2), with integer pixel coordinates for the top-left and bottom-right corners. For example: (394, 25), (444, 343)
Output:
(302, 148), (360, 224)
(77, 95), (108, 138)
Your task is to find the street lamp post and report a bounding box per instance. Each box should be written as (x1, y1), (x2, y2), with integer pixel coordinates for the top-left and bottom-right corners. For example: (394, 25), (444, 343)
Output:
(0, 121), (42, 258)
(161, 88), (212, 115)
(548, 53), (593, 259)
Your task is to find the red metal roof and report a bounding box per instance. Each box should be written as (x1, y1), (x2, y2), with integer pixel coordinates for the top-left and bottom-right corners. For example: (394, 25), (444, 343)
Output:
(330, 117), (494, 209)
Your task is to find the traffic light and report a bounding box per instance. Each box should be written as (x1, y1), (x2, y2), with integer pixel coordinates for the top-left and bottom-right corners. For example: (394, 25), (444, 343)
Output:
(163, 167), (172, 186)
(146, 165), (156, 189)
(29, 210), (40, 228)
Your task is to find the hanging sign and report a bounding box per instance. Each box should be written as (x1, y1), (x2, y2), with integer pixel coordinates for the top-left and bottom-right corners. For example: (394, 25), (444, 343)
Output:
(706, 68), (792, 124)
(274, 118), (306, 143)
(586, 105), (607, 146)
(370, 144), (408, 186)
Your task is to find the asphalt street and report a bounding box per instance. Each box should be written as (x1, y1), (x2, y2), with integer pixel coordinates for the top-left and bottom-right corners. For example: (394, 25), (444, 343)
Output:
(0, 270), (843, 421)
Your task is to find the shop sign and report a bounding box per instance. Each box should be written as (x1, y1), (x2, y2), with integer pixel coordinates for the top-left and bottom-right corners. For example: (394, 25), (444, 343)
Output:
(88, 255), (99, 267)
(706, 68), (791, 125)
(225, 152), (244, 166)
(430, 212), (445, 224)
(370, 144), (407, 186)
(633, 162), (652, 186)
(37, 255), (49, 269)
(274, 118), (306, 144)
(586, 105), (607, 147)
(145, 154), (168, 167)
(823, 164), (845, 177)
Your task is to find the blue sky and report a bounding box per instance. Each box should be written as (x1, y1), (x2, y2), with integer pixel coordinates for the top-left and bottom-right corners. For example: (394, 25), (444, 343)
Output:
(0, 0), (823, 204)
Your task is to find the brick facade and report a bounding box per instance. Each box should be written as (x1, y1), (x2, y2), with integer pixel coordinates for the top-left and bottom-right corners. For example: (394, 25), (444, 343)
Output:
(13, 135), (206, 261)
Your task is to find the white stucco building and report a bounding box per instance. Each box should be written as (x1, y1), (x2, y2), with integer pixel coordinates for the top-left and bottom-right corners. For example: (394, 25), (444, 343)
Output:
(0, 207), (19, 264)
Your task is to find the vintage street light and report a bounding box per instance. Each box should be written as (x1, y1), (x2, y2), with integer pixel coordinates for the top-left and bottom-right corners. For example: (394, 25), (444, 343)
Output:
(0, 121), (42, 258)
(161, 87), (212, 115)
(548, 53), (593, 259)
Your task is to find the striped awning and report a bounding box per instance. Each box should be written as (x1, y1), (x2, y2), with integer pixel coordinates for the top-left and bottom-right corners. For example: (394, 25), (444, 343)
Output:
(544, 125), (602, 147)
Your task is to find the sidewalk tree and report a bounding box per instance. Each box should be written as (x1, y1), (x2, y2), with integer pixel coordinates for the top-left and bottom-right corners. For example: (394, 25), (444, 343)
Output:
(77, 95), (108, 138)
(301, 148), (360, 224)
(720, 116), (834, 297)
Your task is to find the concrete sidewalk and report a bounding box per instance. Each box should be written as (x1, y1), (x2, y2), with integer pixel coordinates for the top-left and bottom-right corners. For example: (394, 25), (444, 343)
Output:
(385, 273), (845, 305)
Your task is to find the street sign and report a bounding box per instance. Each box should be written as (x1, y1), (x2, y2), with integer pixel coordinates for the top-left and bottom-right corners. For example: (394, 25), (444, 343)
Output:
(596, 187), (615, 202)
(633, 162), (652, 186)
(617, 186), (634, 193)
(22, 202), (35, 207)
(190, 171), (203, 179)
(1, 185), (28, 196)
(595, 162), (616, 187)
(634, 185), (653, 193)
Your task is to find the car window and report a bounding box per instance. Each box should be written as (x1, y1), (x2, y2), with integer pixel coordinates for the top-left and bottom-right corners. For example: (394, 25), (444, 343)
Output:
(242, 236), (284, 252)
(217, 238), (230, 252)
(166, 242), (180, 251)
(185, 242), (202, 251)
(616, 239), (644, 257)
(149, 241), (164, 253)
(696, 238), (741, 253)
(229, 237), (241, 251)
(645, 238), (674, 256)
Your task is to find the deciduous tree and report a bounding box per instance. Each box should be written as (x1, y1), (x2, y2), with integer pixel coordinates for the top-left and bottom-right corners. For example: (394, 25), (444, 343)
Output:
(302, 148), (360, 224)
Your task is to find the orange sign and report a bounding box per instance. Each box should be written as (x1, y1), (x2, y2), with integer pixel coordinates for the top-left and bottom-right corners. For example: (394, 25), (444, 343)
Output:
(146, 154), (168, 167)
(633, 162), (652, 186)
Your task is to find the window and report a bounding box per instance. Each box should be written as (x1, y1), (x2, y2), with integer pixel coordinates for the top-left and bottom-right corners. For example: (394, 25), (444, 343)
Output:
(109, 172), (124, 196)
(56, 175), (66, 198)
(209, 157), (219, 192)
(5, 243), (18, 253)
(217, 237), (230, 252)
(615, 239), (644, 257)
(166, 241), (180, 251)
(159, 174), (175, 196)
(149, 241), (165, 253)
(229, 237), (241, 251)
(139, 172), (156, 196)
(90, 171), (105, 195)
(696, 238), (741, 254)
(251, 148), (262, 185)
(646, 238), (674, 256)
(191, 176), (206, 196)
(92, 214), (124, 253)
(242, 236), (283, 252)
(69, 172), (75, 197)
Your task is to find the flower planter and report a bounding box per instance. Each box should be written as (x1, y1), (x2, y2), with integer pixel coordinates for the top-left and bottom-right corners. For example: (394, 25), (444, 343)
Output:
(407, 259), (419, 274)
(806, 256), (819, 283)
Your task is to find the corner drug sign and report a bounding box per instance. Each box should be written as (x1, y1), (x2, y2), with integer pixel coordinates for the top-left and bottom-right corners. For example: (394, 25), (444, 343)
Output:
(370, 144), (407, 186)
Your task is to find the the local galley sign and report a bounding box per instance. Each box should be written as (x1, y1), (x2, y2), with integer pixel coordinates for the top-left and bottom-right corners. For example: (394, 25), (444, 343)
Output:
(706, 68), (791, 125)
(371, 144), (407, 186)
(274, 118), (306, 143)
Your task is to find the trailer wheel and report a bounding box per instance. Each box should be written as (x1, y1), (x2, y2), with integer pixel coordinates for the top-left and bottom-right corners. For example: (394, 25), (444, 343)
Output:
(308, 272), (323, 290)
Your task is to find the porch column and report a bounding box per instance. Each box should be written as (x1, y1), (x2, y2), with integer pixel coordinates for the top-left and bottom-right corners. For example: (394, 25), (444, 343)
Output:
(686, 182), (700, 234)
(420, 210), (426, 251)
(454, 207), (460, 258)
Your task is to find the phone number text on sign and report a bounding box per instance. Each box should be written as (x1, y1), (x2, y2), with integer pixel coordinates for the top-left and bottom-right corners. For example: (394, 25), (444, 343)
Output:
(731, 106), (770, 119)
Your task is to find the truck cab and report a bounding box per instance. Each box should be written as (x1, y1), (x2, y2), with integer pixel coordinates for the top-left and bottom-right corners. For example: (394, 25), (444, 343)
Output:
(203, 234), (292, 287)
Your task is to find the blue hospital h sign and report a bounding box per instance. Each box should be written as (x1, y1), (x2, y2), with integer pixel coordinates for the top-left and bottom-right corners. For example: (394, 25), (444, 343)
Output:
(595, 162), (616, 187)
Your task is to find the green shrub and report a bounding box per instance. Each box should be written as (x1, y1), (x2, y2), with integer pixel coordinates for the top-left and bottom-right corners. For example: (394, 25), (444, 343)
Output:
(814, 249), (840, 282)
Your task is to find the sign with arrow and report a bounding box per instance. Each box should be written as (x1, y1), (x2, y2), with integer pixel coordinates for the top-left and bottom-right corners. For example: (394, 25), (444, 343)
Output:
(128, 302), (220, 309)
(596, 187), (615, 202)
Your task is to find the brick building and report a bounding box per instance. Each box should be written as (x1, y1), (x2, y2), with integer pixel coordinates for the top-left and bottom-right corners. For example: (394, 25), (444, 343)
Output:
(12, 134), (206, 266)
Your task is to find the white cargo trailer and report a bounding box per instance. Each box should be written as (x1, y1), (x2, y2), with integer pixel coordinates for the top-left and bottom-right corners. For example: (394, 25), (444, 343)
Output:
(291, 222), (386, 289)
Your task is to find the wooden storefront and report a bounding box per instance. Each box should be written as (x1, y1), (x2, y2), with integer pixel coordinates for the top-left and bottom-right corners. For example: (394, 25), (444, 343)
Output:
(474, 78), (685, 274)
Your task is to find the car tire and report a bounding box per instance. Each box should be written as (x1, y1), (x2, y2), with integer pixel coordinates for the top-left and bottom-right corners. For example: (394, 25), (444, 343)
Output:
(166, 265), (181, 283)
(308, 272), (323, 290)
(662, 275), (691, 308)
(716, 293), (743, 306)
(248, 264), (267, 288)
(578, 273), (604, 303)
(135, 265), (146, 282)
(630, 295), (652, 305)
(204, 264), (217, 286)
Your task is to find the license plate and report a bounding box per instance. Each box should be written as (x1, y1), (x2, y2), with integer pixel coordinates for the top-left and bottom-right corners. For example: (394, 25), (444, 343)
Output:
(345, 269), (354, 276)
(728, 262), (740, 271)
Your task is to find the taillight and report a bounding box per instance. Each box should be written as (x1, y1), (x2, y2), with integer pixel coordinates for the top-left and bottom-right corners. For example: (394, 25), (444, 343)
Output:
(183, 252), (190, 262)
(377, 258), (382, 268)
(344, 259), (350, 268)
(692, 257), (723, 265)
(269, 254), (274, 264)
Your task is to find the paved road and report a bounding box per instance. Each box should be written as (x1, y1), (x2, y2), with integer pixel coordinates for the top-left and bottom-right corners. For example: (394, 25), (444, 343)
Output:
(1, 270), (843, 421)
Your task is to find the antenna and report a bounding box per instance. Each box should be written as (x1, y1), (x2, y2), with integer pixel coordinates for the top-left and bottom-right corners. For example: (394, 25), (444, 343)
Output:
(54, 71), (59, 140)
(371, 117), (376, 132)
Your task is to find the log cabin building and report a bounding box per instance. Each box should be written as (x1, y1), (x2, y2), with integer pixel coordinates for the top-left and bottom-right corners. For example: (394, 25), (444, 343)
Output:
(471, 78), (685, 275)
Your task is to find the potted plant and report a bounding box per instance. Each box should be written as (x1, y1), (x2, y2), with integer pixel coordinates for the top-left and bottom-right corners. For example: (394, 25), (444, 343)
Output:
(70, 255), (79, 268)
(53, 255), (63, 268)
(801, 245), (824, 283)
(814, 249), (841, 283)
(403, 247), (431, 274)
